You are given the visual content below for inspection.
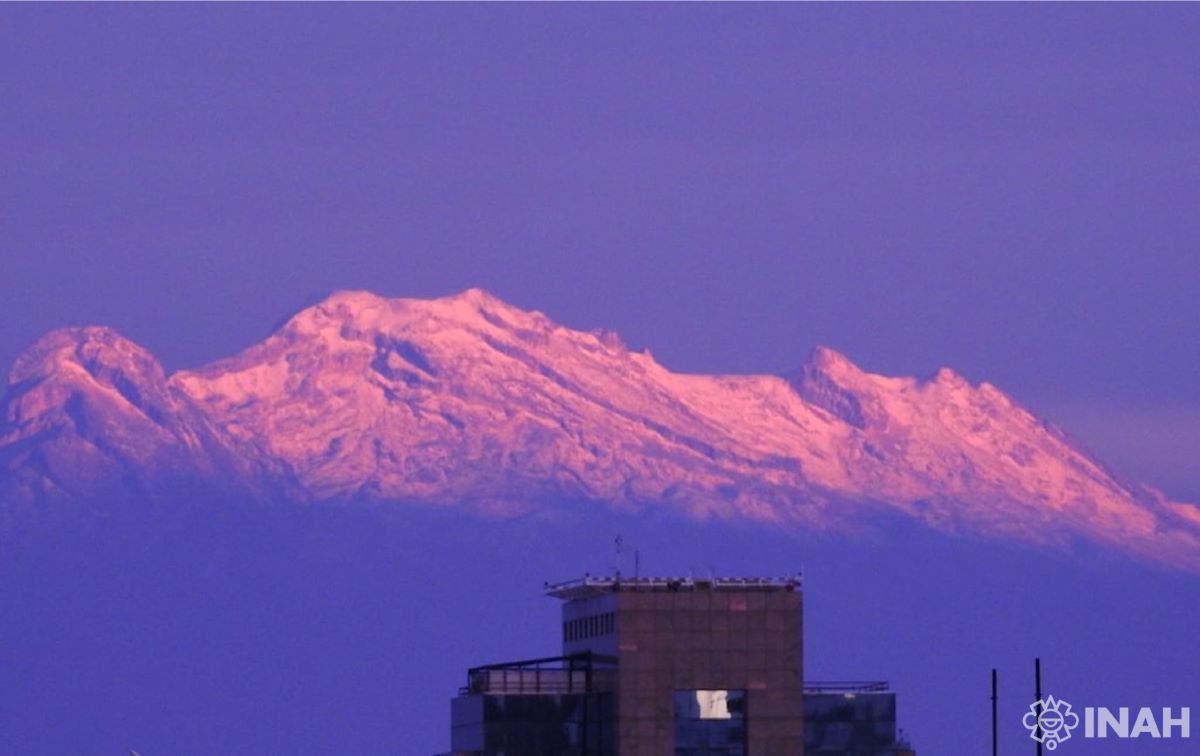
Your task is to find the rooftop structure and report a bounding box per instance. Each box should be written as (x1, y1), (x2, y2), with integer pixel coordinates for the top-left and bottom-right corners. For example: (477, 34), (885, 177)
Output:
(544, 574), (803, 600)
(460, 652), (617, 697)
(804, 681), (891, 695)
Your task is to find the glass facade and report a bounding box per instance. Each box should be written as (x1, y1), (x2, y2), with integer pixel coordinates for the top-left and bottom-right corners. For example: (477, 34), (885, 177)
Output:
(451, 691), (615, 755)
(673, 689), (747, 755)
(805, 690), (901, 755)
(451, 653), (618, 755)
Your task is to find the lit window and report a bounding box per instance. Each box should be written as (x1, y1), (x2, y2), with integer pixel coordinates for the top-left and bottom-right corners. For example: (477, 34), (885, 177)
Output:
(674, 689), (746, 755)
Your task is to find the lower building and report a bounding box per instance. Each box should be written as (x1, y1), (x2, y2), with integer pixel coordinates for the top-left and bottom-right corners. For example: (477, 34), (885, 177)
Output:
(446, 574), (913, 755)
(803, 682), (915, 756)
(450, 652), (616, 754)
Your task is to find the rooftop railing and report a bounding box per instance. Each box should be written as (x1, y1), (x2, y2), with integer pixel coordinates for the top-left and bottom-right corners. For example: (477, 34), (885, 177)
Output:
(804, 681), (891, 694)
(545, 573), (803, 599)
(460, 652), (617, 695)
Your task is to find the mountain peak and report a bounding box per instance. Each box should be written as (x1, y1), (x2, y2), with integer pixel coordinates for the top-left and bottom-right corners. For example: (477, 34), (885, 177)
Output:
(281, 289), (390, 334)
(792, 346), (880, 429)
(9, 325), (165, 388)
(317, 289), (389, 310)
(275, 288), (539, 342)
(930, 366), (968, 388)
(443, 286), (503, 306)
(803, 345), (864, 381)
(313, 286), (512, 313)
(1, 325), (256, 503)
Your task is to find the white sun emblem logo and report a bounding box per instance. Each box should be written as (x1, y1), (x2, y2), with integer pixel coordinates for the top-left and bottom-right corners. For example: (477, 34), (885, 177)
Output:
(1023, 695), (1081, 750)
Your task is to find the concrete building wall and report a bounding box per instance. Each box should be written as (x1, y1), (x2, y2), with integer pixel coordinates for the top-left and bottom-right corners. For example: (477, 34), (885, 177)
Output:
(562, 585), (804, 755)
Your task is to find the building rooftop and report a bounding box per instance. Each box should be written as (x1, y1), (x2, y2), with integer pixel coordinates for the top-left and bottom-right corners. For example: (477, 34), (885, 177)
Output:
(804, 681), (891, 694)
(544, 573), (803, 600)
(461, 652), (617, 695)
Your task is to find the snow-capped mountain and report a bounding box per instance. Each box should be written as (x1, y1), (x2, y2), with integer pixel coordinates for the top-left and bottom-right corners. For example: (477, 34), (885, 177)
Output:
(3, 289), (1198, 570)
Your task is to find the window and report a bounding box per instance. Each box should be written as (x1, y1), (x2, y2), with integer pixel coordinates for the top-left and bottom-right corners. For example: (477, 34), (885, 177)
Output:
(564, 613), (615, 642)
(674, 690), (746, 755)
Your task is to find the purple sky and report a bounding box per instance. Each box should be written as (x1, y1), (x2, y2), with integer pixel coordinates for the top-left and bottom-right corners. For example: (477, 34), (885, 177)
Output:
(3, 4), (1198, 501)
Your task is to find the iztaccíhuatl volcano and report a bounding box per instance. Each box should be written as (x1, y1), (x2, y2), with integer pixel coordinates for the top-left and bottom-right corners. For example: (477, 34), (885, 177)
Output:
(4, 289), (1198, 570)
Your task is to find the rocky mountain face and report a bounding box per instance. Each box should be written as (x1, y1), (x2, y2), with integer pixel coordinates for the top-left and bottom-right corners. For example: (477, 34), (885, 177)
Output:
(3, 289), (1198, 570)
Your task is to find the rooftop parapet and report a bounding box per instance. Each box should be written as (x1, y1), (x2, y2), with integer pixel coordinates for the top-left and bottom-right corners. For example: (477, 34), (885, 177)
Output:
(544, 573), (803, 600)
(804, 681), (891, 694)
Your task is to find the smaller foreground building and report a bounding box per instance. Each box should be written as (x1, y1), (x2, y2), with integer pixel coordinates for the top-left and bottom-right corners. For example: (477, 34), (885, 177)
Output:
(804, 681), (913, 755)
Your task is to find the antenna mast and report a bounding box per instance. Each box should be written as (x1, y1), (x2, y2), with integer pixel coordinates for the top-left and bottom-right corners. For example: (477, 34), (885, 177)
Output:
(613, 535), (640, 578)
(614, 535), (624, 578)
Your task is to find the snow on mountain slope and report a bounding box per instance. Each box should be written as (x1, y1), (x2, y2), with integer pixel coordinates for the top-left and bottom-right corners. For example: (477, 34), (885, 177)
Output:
(0, 327), (260, 505)
(3, 289), (1198, 570)
(171, 289), (834, 517)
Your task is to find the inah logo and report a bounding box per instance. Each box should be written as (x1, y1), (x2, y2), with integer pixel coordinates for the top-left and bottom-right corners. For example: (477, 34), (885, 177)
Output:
(1021, 694), (1191, 747)
(1024, 696), (1080, 750)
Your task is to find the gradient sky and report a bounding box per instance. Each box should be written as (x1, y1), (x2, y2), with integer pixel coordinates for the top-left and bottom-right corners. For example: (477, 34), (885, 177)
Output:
(3, 4), (1198, 500)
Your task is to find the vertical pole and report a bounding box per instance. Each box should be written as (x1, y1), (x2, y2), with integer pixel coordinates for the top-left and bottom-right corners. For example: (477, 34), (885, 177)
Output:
(581, 656), (589, 753)
(991, 669), (998, 756)
(1035, 657), (1043, 756)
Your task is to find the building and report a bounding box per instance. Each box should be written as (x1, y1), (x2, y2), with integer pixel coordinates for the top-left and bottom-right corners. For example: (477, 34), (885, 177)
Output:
(450, 651), (616, 754)
(804, 682), (914, 756)
(447, 574), (913, 755)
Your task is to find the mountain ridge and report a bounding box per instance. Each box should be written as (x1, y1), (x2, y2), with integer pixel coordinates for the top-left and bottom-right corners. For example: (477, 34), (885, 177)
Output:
(3, 288), (1198, 570)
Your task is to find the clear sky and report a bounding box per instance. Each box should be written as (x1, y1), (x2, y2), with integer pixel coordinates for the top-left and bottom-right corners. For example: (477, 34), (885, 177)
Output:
(3, 4), (1198, 500)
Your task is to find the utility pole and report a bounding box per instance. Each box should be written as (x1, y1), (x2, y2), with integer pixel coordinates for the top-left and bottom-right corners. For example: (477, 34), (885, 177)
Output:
(1035, 657), (1043, 756)
(991, 669), (998, 756)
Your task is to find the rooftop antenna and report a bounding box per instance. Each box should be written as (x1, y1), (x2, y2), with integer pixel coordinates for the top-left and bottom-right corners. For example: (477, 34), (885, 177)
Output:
(614, 535), (624, 578)
(613, 535), (640, 578)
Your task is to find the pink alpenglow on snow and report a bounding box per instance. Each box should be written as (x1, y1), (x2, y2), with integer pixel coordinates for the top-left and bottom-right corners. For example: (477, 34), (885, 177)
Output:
(3, 289), (1198, 570)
